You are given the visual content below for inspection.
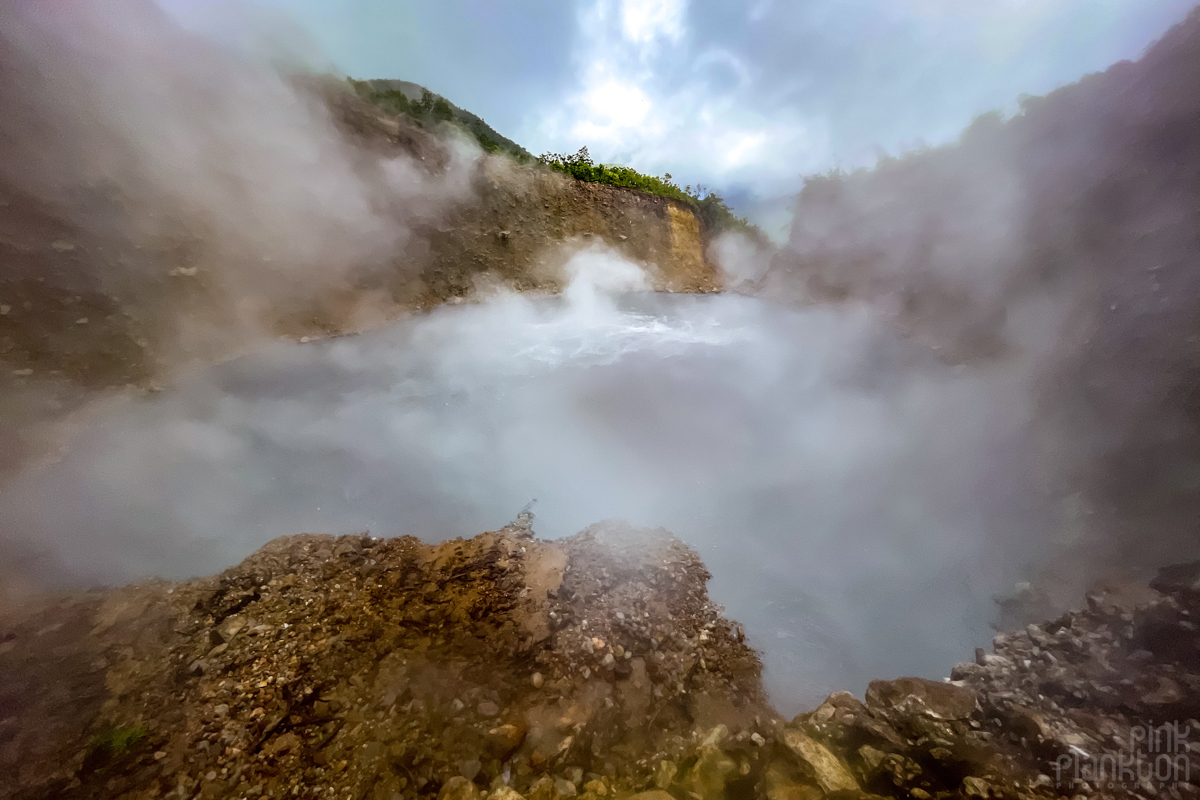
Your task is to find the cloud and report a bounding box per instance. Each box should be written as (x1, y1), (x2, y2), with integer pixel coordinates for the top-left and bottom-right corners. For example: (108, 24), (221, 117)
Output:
(620, 0), (687, 44)
(526, 0), (829, 228)
(170, 0), (1193, 234)
(515, 0), (1193, 237)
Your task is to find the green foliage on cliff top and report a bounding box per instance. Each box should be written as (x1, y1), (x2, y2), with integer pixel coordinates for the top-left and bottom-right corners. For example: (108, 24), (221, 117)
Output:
(350, 78), (757, 235)
(538, 147), (757, 235)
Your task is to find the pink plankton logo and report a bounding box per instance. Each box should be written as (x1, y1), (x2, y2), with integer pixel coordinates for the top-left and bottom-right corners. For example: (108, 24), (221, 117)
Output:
(1055, 721), (1193, 789)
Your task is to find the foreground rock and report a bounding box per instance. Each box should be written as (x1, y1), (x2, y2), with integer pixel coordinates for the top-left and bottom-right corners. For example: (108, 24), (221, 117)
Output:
(3, 526), (1200, 800)
(0, 519), (767, 800)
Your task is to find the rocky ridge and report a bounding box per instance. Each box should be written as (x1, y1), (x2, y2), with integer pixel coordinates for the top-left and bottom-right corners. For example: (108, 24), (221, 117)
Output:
(2, 523), (1200, 800)
(0, 519), (767, 800)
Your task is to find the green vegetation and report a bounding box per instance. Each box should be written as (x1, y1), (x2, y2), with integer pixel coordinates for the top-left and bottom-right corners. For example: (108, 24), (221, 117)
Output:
(348, 79), (531, 160)
(538, 147), (758, 235)
(350, 78), (758, 235)
(85, 725), (149, 769)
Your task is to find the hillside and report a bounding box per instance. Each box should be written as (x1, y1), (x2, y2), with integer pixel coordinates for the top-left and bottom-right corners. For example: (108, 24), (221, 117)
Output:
(0, 74), (723, 489)
(4, 517), (1200, 800)
(351, 79), (533, 160)
(764, 7), (1200, 578)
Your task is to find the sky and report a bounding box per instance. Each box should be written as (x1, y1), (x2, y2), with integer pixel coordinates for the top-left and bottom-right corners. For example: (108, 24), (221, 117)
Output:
(163, 0), (1195, 234)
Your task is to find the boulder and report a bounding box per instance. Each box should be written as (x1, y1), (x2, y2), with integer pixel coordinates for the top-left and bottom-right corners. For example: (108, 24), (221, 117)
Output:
(781, 728), (859, 793)
(864, 677), (976, 720)
(439, 777), (480, 800)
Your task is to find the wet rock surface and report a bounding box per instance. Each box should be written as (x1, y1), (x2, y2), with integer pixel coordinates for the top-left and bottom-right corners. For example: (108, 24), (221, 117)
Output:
(2, 529), (1200, 800)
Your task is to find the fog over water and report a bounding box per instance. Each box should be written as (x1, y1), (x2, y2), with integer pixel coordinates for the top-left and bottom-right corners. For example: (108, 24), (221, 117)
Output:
(0, 251), (1054, 712)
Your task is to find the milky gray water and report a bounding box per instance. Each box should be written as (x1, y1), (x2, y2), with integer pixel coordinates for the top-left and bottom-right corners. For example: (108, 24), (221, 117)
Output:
(0, 279), (1048, 711)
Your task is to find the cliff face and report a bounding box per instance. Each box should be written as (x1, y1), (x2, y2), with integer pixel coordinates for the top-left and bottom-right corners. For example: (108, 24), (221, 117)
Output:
(0, 81), (720, 482)
(404, 157), (720, 308)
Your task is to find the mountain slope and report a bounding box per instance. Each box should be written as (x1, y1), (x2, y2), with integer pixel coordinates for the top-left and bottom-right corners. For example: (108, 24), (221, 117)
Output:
(352, 78), (533, 160)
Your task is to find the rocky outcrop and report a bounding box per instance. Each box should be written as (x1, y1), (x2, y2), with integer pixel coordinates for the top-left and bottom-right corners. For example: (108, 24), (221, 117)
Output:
(638, 567), (1200, 800)
(0, 519), (766, 800)
(4, 519), (1200, 800)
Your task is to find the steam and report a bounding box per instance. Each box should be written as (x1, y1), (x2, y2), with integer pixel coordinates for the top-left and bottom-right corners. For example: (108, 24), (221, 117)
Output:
(2, 0), (1196, 719)
(0, 246), (1057, 711)
(0, 0), (477, 359)
(711, 231), (776, 291)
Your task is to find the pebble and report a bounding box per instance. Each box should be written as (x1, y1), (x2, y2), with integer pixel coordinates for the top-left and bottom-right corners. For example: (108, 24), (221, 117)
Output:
(531, 672), (544, 689)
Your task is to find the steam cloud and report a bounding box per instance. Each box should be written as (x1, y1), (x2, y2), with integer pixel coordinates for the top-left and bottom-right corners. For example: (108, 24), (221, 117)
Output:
(0, 0), (477, 359)
(2, 0), (1198, 717)
(0, 243), (1058, 711)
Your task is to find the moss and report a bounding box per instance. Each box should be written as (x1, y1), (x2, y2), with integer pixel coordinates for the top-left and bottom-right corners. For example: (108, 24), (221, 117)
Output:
(86, 725), (149, 765)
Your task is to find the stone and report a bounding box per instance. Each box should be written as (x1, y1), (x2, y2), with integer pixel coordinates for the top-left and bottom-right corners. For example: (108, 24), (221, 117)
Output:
(553, 778), (576, 797)
(531, 672), (544, 689)
(526, 777), (556, 800)
(624, 792), (675, 800)
(485, 724), (525, 759)
(961, 776), (992, 798)
(1143, 676), (1184, 705)
(653, 760), (676, 789)
(216, 615), (248, 643)
(681, 741), (738, 800)
(864, 676), (977, 720)
(858, 745), (886, 772)
(488, 789), (526, 800)
(440, 777), (480, 800)
(781, 728), (859, 794)
(478, 700), (500, 717)
(700, 724), (729, 747)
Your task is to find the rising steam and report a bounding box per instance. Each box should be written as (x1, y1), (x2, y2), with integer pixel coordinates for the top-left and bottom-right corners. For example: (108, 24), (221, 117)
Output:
(0, 0), (477, 360)
(1, 0), (1198, 718)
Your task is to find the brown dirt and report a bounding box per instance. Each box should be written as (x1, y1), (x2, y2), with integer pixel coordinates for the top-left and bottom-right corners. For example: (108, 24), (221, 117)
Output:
(0, 519), (768, 800)
(4, 521), (1200, 800)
